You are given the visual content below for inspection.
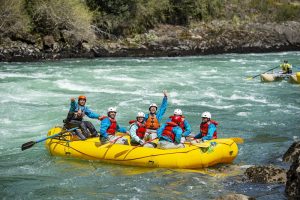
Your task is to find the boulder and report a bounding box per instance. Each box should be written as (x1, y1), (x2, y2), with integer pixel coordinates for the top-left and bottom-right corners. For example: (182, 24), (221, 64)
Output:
(215, 193), (255, 200)
(43, 35), (55, 50)
(244, 165), (287, 184)
(283, 142), (300, 163)
(284, 142), (300, 198)
(285, 157), (300, 198)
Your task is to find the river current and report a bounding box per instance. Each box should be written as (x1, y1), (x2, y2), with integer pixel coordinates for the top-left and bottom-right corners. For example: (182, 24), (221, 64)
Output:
(1, 52), (300, 199)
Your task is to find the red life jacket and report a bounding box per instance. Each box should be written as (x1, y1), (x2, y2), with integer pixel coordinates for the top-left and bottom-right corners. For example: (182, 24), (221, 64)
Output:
(200, 120), (218, 139)
(162, 122), (177, 142)
(129, 120), (146, 139)
(169, 115), (185, 131)
(101, 116), (117, 135)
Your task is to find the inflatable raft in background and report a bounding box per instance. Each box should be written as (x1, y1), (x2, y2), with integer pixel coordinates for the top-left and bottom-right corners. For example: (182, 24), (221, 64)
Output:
(45, 127), (239, 169)
(260, 72), (300, 84)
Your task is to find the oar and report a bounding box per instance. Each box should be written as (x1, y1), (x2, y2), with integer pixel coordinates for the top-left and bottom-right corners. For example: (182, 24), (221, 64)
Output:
(101, 133), (128, 148)
(21, 127), (77, 151)
(246, 66), (279, 80)
(114, 137), (158, 158)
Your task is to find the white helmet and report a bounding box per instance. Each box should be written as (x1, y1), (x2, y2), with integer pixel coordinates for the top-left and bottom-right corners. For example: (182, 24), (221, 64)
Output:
(136, 112), (145, 118)
(149, 103), (157, 110)
(201, 111), (211, 119)
(107, 107), (117, 113)
(174, 109), (182, 116)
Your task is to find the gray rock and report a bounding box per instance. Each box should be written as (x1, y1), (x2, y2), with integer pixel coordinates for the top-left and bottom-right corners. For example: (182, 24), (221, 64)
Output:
(285, 156), (300, 198)
(215, 193), (255, 200)
(283, 142), (300, 163)
(245, 165), (287, 184)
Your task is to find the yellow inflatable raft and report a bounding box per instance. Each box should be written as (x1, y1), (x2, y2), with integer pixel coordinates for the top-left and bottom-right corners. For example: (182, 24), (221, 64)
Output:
(260, 72), (300, 84)
(288, 72), (300, 84)
(45, 127), (239, 169)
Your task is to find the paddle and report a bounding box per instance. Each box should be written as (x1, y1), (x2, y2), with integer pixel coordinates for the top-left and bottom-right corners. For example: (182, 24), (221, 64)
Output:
(113, 137), (158, 158)
(229, 137), (244, 144)
(101, 133), (129, 148)
(246, 66), (279, 80)
(21, 127), (77, 151)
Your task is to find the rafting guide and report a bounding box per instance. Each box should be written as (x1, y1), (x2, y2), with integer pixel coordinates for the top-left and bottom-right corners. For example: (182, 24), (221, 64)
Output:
(63, 95), (101, 140)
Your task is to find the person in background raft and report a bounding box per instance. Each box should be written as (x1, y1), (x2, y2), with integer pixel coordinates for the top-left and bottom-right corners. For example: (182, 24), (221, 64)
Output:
(167, 108), (191, 143)
(192, 112), (218, 143)
(280, 60), (292, 74)
(129, 112), (155, 148)
(99, 107), (128, 145)
(64, 96), (101, 140)
(157, 115), (184, 149)
(144, 90), (168, 141)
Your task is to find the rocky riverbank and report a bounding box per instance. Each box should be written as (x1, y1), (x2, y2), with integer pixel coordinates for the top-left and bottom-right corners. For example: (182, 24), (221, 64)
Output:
(1, 20), (300, 62)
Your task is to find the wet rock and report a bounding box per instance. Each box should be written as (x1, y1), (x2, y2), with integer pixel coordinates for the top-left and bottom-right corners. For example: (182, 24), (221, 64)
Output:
(215, 193), (255, 200)
(285, 156), (300, 198)
(244, 165), (287, 184)
(283, 142), (300, 163)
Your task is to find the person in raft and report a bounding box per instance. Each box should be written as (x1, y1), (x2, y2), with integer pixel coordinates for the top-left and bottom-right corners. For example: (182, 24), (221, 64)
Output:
(280, 60), (292, 74)
(144, 90), (168, 141)
(156, 115), (185, 149)
(99, 107), (128, 145)
(192, 111), (218, 143)
(128, 112), (155, 148)
(166, 108), (191, 143)
(64, 95), (101, 140)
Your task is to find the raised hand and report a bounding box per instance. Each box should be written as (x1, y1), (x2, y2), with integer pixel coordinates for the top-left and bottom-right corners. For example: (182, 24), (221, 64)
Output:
(163, 90), (168, 97)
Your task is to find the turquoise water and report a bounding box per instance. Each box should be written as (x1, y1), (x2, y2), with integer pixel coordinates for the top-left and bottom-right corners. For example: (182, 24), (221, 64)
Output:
(1, 52), (300, 199)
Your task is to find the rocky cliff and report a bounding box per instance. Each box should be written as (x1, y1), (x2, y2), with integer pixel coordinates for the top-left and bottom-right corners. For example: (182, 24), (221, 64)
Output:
(1, 21), (300, 62)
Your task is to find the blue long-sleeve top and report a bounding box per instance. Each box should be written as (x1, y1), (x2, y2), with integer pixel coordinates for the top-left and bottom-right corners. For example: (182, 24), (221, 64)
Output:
(70, 101), (100, 119)
(166, 117), (191, 137)
(194, 123), (217, 140)
(157, 123), (182, 144)
(129, 123), (141, 143)
(144, 96), (168, 123)
(99, 117), (127, 138)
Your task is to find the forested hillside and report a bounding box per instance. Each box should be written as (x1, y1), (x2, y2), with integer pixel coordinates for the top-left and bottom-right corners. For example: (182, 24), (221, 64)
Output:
(1, 0), (300, 61)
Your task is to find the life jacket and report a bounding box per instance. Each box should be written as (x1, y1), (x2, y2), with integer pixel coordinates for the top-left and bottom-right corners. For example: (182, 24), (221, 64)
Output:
(162, 122), (177, 142)
(281, 63), (292, 73)
(145, 114), (160, 130)
(169, 115), (185, 131)
(101, 116), (117, 135)
(129, 120), (146, 139)
(200, 120), (218, 139)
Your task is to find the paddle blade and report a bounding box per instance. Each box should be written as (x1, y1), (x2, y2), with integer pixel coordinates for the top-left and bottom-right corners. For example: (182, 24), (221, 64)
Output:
(246, 77), (253, 80)
(230, 137), (244, 144)
(21, 141), (36, 151)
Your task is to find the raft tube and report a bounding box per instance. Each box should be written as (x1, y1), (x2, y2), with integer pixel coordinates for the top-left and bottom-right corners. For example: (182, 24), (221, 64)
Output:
(45, 127), (239, 169)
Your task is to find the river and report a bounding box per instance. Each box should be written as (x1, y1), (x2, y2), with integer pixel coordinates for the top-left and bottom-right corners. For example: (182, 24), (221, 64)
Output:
(1, 52), (299, 199)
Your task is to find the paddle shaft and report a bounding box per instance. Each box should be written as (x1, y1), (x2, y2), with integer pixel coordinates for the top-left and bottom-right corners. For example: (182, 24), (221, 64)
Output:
(35, 128), (76, 143)
(250, 66), (279, 79)
(21, 127), (77, 151)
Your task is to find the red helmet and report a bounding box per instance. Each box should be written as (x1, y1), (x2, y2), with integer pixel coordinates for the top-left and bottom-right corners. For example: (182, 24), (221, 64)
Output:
(78, 95), (86, 101)
(172, 115), (182, 124)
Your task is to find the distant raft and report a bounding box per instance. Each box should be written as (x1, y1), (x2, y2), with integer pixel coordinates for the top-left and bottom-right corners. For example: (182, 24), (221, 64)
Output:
(260, 72), (300, 84)
(45, 127), (239, 169)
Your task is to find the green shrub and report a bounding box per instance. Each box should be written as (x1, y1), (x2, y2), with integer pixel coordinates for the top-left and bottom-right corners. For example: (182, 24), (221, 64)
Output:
(0, 0), (31, 37)
(276, 3), (300, 21)
(26, 0), (94, 42)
